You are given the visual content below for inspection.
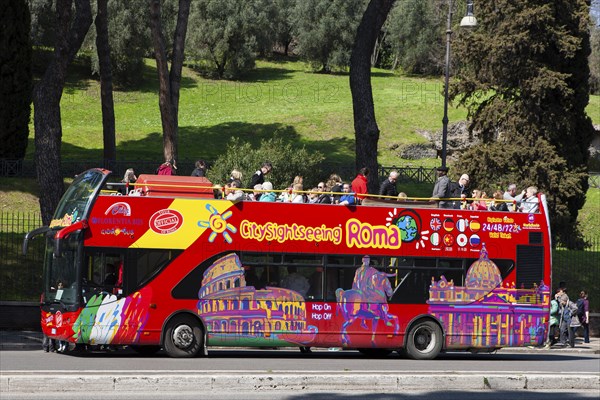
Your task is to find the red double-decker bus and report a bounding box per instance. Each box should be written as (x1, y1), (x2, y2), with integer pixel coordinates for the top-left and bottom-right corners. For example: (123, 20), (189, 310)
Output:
(24, 169), (552, 359)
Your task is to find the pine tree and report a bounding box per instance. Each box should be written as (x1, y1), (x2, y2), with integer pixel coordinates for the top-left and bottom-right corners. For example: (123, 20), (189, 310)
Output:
(450, 0), (596, 246)
(1, 0), (32, 159)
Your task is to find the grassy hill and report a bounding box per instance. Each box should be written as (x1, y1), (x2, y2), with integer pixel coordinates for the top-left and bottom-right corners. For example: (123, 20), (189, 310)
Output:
(28, 59), (475, 166)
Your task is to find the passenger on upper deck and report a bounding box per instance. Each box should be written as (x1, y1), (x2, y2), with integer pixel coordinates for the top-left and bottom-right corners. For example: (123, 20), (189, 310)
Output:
(431, 166), (452, 208)
(503, 183), (524, 210)
(156, 159), (177, 175)
(469, 190), (488, 211)
(191, 160), (207, 177)
(248, 184), (263, 201)
(316, 182), (332, 204)
(519, 186), (539, 213)
(119, 168), (137, 195)
(489, 190), (509, 211)
(229, 169), (243, 184)
(452, 174), (470, 209)
(327, 174), (344, 204)
(226, 180), (246, 201)
(259, 182), (277, 202)
(308, 187), (320, 203)
(249, 161), (272, 188)
(379, 170), (399, 198)
(351, 167), (369, 204)
(339, 183), (356, 205)
(290, 183), (305, 203)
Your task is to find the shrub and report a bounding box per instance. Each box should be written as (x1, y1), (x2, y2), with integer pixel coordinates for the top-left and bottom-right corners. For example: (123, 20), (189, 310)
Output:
(206, 136), (324, 190)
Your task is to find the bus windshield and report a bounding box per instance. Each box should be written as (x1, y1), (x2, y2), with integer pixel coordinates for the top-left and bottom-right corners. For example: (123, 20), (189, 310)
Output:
(43, 232), (82, 306)
(51, 169), (106, 227)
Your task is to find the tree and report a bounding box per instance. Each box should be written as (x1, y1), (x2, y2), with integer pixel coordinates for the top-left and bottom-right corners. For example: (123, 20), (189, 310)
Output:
(95, 0), (116, 165)
(186, 0), (260, 79)
(450, 0), (596, 246)
(33, 0), (92, 225)
(292, 0), (366, 72)
(350, 0), (396, 194)
(149, 0), (191, 164)
(1, 0), (32, 160)
(590, 13), (600, 94)
(271, 0), (296, 55)
(100, 0), (151, 87)
(383, 0), (444, 74)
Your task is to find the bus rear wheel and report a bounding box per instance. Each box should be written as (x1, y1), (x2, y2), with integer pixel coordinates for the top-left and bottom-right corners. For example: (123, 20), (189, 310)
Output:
(164, 315), (203, 358)
(405, 320), (442, 360)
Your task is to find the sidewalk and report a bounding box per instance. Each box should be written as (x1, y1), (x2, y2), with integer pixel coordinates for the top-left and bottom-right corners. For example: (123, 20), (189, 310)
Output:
(1, 329), (598, 353)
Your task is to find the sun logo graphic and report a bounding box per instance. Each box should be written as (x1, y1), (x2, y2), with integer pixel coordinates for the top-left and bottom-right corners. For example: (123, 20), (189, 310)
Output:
(197, 204), (237, 244)
(385, 208), (429, 249)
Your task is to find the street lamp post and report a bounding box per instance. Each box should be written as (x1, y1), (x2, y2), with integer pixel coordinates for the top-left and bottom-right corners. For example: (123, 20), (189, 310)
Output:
(441, 0), (477, 168)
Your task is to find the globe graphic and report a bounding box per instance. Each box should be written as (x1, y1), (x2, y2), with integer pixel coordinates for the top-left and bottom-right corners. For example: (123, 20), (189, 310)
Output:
(396, 215), (418, 242)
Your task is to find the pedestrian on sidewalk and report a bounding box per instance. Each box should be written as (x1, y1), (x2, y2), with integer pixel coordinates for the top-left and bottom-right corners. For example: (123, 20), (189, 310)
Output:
(577, 290), (590, 343)
(545, 289), (560, 348)
(42, 334), (56, 353)
(557, 286), (571, 346)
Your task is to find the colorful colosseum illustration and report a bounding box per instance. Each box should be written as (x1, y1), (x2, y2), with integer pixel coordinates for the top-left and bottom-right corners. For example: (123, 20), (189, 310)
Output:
(196, 253), (316, 346)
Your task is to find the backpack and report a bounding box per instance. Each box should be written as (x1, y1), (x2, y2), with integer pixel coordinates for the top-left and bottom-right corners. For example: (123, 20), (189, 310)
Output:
(576, 298), (585, 318)
(567, 300), (578, 319)
(449, 181), (462, 199)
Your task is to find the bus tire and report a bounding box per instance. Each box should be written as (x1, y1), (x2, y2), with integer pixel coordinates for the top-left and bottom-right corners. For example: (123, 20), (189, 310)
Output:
(130, 345), (161, 356)
(405, 320), (443, 360)
(358, 348), (392, 358)
(164, 315), (203, 358)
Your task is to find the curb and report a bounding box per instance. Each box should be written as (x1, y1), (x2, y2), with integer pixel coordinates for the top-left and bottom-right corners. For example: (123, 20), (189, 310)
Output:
(1, 373), (599, 392)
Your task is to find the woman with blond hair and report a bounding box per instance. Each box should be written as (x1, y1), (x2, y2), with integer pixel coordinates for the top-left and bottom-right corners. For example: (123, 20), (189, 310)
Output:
(119, 168), (137, 195)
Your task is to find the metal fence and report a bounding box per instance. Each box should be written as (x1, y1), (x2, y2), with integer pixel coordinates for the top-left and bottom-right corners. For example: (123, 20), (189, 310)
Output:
(379, 165), (436, 184)
(1, 210), (598, 309)
(0, 211), (45, 302)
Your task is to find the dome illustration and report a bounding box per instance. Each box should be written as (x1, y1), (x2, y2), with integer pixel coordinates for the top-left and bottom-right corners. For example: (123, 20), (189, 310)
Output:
(465, 244), (502, 290)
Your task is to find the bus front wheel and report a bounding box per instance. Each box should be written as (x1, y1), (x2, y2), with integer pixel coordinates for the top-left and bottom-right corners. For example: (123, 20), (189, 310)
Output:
(164, 315), (203, 358)
(405, 320), (442, 360)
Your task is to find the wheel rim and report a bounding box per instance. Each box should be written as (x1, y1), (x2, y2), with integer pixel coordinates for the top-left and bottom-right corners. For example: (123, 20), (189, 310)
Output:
(172, 324), (194, 349)
(413, 325), (436, 353)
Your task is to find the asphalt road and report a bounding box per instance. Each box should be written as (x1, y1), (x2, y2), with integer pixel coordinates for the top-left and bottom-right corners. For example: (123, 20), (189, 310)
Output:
(2, 347), (600, 374)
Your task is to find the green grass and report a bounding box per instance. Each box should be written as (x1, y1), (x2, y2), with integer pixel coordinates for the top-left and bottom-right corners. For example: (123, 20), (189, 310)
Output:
(579, 187), (600, 240)
(28, 59), (475, 167)
(29, 58), (599, 168)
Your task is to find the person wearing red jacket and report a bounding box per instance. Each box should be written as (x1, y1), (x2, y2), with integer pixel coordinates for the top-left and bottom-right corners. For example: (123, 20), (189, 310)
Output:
(351, 167), (369, 204)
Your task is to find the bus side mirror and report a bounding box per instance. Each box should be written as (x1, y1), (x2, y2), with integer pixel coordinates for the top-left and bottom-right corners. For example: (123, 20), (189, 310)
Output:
(22, 226), (50, 256)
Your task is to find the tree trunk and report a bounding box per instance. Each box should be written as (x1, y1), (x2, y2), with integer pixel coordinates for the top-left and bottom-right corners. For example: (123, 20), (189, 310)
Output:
(33, 0), (92, 225)
(350, 0), (396, 194)
(95, 0), (116, 167)
(149, 0), (190, 164)
(169, 0), (191, 135)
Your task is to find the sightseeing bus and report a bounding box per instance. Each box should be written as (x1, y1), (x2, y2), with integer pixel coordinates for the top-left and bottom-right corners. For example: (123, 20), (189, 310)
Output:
(24, 168), (552, 359)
